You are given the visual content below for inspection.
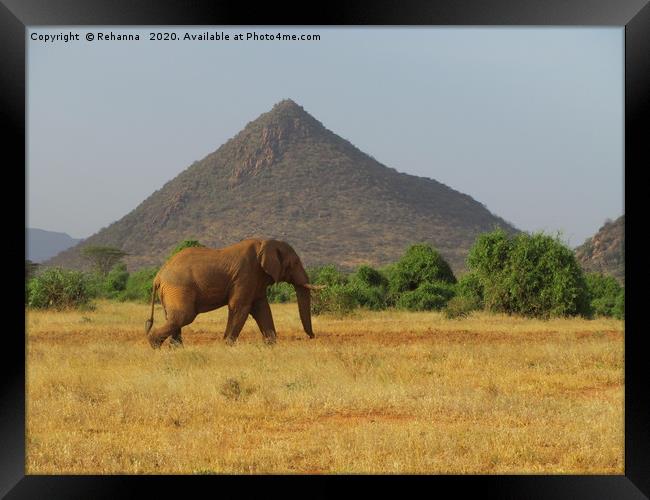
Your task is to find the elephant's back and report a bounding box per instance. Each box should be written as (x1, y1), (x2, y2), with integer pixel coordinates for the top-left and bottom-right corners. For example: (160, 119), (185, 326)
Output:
(158, 247), (220, 283)
(168, 247), (219, 264)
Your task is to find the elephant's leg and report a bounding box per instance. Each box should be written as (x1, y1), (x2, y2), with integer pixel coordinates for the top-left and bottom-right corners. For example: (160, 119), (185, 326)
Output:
(148, 300), (196, 349)
(224, 303), (252, 345)
(148, 321), (178, 349)
(250, 298), (277, 345)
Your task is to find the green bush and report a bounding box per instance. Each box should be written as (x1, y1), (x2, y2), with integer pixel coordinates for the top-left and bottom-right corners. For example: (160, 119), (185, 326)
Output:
(389, 244), (456, 297)
(27, 267), (93, 310)
(585, 272), (624, 319)
(25, 260), (40, 303)
(84, 271), (107, 298)
(104, 262), (129, 297)
(467, 229), (590, 318)
(467, 229), (512, 277)
(613, 292), (624, 320)
(311, 283), (357, 316)
(347, 265), (388, 310)
(444, 296), (479, 319)
(308, 264), (348, 286)
(118, 267), (159, 303)
(351, 265), (388, 288)
(82, 265), (129, 300)
(455, 272), (484, 309)
(267, 282), (296, 303)
(396, 281), (455, 311)
(385, 244), (455, 308)
(346, 281), (387, 310)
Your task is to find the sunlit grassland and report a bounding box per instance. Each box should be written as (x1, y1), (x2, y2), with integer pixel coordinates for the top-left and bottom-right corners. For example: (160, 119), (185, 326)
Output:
(26, 300), (624, 474)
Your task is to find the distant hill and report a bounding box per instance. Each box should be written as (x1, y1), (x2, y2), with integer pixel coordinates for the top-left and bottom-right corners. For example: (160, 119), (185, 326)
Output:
(27, 228), (83, 263)
(46, 99), (518, 275)
(575, 215), (624, 283)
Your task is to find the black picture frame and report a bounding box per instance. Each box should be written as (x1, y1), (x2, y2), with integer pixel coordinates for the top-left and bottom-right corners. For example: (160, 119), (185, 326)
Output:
(3, 1), (648, 498)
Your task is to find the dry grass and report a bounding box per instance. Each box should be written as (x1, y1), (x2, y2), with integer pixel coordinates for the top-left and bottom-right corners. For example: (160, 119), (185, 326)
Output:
(26, 300), (624, 474)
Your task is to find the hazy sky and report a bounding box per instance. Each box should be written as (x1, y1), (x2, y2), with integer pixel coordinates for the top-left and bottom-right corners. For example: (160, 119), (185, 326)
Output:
(27, 27), (623, 246)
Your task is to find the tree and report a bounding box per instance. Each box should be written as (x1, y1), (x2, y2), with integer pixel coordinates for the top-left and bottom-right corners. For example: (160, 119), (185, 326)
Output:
(467, 229), (590, 318)
(387, 244), (456, 311)
(389, 243), (456, 295)
(585, 272), (624, 319)
(347, 265), (389, 310)
(81, 246), (128, 277)
(119, 267), (160, 303)
(104, 262), (129, 294)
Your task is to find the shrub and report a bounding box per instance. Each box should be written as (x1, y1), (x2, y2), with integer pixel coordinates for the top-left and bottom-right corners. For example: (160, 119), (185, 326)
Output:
(467, 229), (590, 318)
(455, 272), (484, 309)
(308, 264), (347, 286)
(444, 296), (479, 319)
(467, 229), (512, 277)
(25, 260), (40, 303)
(84, 272), (108, 298)
(27, 267), (93, 310)
(585, 272), (624, 319)
(311, 283), (357, 316)
(613, 293), (624, 320)
(346, 281), (387, 310)
(389, 244), (456, 297)
(104, 262), (129, 296)
(352, 265), (388, 288)
(395, 281), (455, 311)
(118, 267), (159, 303)
(267, 282), (296, 303)
(386, 244), (455, 308)
(347, 265), (388, 310)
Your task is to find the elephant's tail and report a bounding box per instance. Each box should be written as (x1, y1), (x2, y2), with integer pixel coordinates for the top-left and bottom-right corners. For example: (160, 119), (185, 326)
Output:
(145, 277), (160, 335)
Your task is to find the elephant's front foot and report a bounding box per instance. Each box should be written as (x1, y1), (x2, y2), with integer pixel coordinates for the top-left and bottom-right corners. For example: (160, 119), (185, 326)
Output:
(262, 330), (277, 345)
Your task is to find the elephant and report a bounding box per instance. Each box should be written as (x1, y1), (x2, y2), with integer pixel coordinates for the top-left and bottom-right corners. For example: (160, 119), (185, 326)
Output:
(144, 238), (324, 347)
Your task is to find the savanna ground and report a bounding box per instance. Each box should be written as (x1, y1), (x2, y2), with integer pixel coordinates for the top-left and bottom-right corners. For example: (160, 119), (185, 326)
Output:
(26, 300), (624, 474)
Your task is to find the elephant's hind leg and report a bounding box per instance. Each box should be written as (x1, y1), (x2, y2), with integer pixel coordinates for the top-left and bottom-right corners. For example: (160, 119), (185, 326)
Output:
(148, 321), (178, 349)
(148, 289), (197, 348)
(149, 313), (195, 348)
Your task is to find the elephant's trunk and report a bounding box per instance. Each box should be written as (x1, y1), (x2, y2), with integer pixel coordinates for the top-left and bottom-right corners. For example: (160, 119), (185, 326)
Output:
(295, 285), (315, 339)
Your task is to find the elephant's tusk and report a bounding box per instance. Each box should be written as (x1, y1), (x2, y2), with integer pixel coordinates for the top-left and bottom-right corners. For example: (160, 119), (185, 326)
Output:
(303, 284), (326, 291)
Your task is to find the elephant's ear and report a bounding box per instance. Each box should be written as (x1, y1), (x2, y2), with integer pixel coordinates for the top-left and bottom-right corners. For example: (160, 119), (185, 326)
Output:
(258, 240), (282, 283)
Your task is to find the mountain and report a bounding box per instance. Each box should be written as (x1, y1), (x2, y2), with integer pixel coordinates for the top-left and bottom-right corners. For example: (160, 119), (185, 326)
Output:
(27, 228), (83, 263)
(45, 99), (518, 275)
(575, 215), (624, 283)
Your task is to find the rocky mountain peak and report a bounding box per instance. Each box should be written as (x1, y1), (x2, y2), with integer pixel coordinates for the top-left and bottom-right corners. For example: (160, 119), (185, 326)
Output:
(227, 99), (327, 183)
(45, 100), (518, 274)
